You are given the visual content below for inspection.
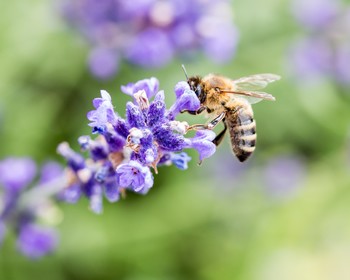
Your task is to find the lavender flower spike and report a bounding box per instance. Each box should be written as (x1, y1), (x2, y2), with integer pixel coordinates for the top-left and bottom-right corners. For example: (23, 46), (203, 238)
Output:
(0, 157), (64, 259)
(61, 0), (239, 79)
(17, 224), (58, 259)
(58, 76), (217, 212)
(116, 160), (154, 194)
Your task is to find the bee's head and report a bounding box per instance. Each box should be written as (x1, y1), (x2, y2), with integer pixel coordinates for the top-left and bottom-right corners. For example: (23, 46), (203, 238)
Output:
(187, 76), (205, 102)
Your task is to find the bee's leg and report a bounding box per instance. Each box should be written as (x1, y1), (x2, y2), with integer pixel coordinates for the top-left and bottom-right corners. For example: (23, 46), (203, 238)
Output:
(188, 111), (226, 130)
(212, 120), (227, 146)
(181, 106), (207, 115)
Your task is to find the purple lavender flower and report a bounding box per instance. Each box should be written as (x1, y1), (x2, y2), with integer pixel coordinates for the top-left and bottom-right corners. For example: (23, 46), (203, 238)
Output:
(17, 224), (58, 259)
(58, 77), (216, 213)
(263, 155), (306, 198)
(87, 90), (118, 131)
(0, 158), (64, 259)
(116, 160), (153, 194)
(291, 0), (340, 29)
(125, 28), (175, 68)
(289, 0), (350, 86)
(61, 0), (239, 78)
(0, 157), (36, 192)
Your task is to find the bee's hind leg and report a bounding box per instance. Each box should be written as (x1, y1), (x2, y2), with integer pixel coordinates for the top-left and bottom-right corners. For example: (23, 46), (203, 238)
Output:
(212, 120), (227, 146)
(188, 111), (226, 131)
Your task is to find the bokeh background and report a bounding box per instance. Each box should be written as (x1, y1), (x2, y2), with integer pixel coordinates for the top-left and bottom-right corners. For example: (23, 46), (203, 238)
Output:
(1, 0), (350, 279)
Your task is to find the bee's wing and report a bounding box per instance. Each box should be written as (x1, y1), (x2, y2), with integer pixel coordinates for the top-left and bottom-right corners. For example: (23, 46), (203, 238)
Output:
(232, 73), (281, 91)
(220, 90), (276, 104)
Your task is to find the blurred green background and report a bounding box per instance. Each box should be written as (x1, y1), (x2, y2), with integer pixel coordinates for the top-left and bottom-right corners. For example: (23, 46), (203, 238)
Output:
(1, 0), (350, 279)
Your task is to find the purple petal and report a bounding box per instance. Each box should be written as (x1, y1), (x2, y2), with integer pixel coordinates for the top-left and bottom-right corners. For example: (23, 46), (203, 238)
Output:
(174, 81), (190, 99)
(87, 90), (118, 128)
(168, 88), (200, 118)
(170, 152), (191, 170)
(116, 160), (153, 193)
(92, 98), (104, 109)
(184, 130), (216, 161)
(0, 157), (37, 192)
(121, 77), (160, 99)
(17, 224), (58, 259)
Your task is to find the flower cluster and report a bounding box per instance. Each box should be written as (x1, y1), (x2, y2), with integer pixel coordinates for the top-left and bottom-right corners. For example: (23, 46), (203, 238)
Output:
(58, 77), (216, 213)
(0, 158), (63, 259)
(61, 0), (238, 79)
(289, 0), (350, 86)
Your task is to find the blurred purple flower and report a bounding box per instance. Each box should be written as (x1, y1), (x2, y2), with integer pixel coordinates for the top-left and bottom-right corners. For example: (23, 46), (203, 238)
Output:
(263, 155), (306, 198)
(17, 224), (58, 259)
(0, 158), (36, 193)
(125, 28), (175, 68)
(334, 44), (350, 86)
(289, 0), (350, 86)
(61, 0), (239, 78)
(288, 38), (332, 83)
(291, 0), (340, 29)
(0, 158), (64, 259)
(58, 77), (216, 213)
(39, 162), (64, 184)
(88, 48), (119, 79)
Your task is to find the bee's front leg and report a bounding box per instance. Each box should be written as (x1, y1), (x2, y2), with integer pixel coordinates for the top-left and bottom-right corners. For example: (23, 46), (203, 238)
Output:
(181, 106), (207, 115)
(188, 111), (226, 131)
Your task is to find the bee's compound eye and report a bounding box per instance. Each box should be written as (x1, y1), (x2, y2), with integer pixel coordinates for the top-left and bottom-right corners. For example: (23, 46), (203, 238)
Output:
(195, 85), (202, 97)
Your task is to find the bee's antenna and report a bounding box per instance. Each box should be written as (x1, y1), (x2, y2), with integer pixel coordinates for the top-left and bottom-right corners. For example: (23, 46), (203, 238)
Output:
(181, 64), (189, 81)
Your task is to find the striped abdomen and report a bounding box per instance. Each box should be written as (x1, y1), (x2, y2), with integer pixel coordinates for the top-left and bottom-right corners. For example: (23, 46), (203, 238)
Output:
(226, 107), (256, 162)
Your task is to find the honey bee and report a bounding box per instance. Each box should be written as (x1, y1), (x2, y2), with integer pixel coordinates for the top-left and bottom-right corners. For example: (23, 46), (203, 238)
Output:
(182, 65), (280, 162)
